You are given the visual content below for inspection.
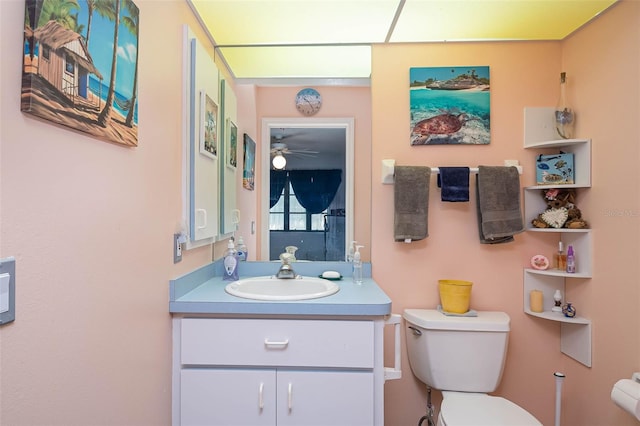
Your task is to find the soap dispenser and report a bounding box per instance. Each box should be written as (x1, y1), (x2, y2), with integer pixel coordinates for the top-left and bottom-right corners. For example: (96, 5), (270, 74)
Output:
(236, 236), (248, 261)
(222, 240), (239, 281)
(285, 246), (298, 262)
(352, 245), (364, 285)
(347, 241), (357, 262)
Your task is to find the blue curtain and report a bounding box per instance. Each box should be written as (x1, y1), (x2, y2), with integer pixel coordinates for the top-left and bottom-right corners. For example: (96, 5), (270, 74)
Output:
(289, 170), (342, 214)
(270, 170), (288, 208)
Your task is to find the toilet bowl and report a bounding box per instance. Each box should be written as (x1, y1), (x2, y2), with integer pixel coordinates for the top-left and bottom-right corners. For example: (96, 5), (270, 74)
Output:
(403, 309), (542, 426)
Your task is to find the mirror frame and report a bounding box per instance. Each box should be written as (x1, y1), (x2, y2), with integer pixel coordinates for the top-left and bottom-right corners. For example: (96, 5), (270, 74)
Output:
(260, 117), (354, 261)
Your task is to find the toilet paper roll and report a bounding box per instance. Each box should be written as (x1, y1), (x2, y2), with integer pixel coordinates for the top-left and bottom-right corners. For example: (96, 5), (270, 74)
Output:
(611, 379), (640, 421)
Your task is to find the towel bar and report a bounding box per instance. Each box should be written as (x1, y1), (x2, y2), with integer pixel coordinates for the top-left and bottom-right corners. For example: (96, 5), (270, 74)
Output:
(381, 159), (523, 184)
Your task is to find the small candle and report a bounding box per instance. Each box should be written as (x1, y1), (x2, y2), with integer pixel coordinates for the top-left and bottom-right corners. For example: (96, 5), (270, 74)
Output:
(530, 290), (544, 313)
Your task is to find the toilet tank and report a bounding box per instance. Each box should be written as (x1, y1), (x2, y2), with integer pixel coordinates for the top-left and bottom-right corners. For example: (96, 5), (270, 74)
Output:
(403, 309), (510, 393)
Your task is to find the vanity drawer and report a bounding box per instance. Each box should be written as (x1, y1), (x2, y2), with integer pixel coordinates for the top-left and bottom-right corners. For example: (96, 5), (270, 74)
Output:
(180, 318), (374, 368)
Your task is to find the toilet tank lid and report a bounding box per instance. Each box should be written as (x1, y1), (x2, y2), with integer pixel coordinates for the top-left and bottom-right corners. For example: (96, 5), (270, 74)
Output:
(403, 309), (510, 332)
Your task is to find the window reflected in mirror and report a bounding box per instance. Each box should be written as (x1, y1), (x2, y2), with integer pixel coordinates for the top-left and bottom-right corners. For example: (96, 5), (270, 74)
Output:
(261, 119), (353, 262)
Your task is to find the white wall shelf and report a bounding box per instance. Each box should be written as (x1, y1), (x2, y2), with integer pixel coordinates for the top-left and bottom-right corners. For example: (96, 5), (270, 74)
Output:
(522, 107), (592, 368)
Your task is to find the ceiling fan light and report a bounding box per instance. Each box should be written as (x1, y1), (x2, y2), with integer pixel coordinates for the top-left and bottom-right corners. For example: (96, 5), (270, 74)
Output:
(272, 153), (287, 169)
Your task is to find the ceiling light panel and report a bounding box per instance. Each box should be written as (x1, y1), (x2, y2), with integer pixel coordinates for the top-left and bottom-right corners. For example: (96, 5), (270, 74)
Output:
(191, 0), (401, 45)
(391, 0), (618, 42)
(219, 45), (372, 79)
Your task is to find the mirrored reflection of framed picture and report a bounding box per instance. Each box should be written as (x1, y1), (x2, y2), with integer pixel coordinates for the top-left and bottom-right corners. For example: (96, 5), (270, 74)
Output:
(243, 133), (255, 190)
(227, 120), (238, 169)
(200, 91), (217, 159)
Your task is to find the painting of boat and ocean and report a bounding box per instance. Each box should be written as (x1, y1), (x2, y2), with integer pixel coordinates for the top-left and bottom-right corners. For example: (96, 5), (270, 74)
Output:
(22, 0), (139, 147)
(410, 66), (490, 145)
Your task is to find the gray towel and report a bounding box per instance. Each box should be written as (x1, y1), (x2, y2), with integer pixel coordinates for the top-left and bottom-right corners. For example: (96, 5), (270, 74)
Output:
(394, 166), (431, 241)
(476, 166), (524, 243)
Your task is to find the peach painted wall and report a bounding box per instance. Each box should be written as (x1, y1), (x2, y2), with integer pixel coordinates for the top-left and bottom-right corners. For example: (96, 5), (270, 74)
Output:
(233, 85), (259, 260)
(371, 40), (564, 426)
(371, 2), (639, 425)
(557, 1), (640, 425)
(0, 0), (225, 424)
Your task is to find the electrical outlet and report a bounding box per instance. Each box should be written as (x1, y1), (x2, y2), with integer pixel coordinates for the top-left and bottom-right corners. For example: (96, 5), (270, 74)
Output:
(0, 257), (16, 325)
(174, 233), (183, 263)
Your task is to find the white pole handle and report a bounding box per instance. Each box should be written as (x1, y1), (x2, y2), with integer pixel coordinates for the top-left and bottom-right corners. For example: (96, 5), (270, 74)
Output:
(384, 314), (402, 381)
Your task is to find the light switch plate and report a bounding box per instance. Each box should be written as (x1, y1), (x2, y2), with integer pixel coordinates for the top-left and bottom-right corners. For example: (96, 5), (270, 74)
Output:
(0, 257), (16, 325)
(173, 233), (183, 263)
(0, 273), (9, 313)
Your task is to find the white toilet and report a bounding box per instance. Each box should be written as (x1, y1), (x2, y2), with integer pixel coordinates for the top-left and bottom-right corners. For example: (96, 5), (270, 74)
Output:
(403, 308), (542, 426)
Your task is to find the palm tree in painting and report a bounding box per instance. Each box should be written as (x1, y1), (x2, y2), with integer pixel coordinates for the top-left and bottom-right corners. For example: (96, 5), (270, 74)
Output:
(84, 0), (116, 50)
(121, 0), (138, 127)
(97, 0), (120, 127)
(24, 0), (44, 59)
(38, 0), (80, 29)
(71, 12), (85, 35)
(25, 0), (80, 59)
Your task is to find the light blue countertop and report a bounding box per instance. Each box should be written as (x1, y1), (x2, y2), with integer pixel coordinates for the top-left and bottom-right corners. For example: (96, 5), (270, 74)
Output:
(169, 261), (392, 316)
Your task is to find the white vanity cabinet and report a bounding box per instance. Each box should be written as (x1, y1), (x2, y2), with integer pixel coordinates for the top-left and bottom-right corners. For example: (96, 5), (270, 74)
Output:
(173, 317), (382, 426)
(522, 107), (592, 367)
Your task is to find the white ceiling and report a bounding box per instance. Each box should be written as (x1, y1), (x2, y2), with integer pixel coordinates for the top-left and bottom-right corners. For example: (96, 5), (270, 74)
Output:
(270, 127), (345, 166)
(188, 0), (618, 84)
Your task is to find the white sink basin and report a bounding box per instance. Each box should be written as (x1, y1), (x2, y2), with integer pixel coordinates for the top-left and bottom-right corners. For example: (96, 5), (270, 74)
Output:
(225, 276), (340, 301)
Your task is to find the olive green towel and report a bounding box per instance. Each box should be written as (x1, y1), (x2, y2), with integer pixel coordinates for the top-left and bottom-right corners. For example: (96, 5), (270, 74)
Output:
(394, 166), (431, 241)
(476, 166), (524, 243)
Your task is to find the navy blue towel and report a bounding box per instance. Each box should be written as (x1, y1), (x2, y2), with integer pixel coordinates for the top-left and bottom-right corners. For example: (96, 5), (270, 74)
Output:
(437, 167), (470, 202)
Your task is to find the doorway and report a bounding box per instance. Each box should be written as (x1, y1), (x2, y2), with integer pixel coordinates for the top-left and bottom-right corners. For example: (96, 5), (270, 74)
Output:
(260, 118), (354, 261)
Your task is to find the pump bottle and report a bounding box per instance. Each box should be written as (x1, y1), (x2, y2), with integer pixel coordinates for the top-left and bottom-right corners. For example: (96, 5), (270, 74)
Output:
(347, 241), (357, 262)
(566, 245), (576, 273)
(352, 245), (364, 285)
(222, 240), (239, 281)
(236, 236), (248, 261)
(555, 241), (566, 270)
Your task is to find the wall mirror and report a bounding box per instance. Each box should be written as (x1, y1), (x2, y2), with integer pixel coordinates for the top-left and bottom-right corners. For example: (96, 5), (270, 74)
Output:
(260, 118), (354, 261)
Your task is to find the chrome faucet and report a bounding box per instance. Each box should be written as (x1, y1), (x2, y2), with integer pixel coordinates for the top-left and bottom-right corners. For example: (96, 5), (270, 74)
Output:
(276, 252), (298, 279)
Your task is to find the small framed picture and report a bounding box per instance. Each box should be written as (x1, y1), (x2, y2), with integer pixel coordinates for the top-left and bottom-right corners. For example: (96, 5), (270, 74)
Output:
(200, 92), (218, 159)
(227, 120), (238, 169)
(243, 133), (256, 190)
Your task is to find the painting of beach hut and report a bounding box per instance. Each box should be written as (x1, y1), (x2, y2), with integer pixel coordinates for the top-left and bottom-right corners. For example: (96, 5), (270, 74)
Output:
(409, 66), (490, 145)
(22, 0), (139, 147)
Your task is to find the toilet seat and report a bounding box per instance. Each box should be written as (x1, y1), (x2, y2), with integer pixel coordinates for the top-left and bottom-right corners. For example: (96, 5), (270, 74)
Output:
(439, 392), (542, 426)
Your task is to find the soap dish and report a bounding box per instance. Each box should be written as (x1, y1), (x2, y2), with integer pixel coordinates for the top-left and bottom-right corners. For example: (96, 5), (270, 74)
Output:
(318, 274), (343, 281)
(319, 271), (343, 280)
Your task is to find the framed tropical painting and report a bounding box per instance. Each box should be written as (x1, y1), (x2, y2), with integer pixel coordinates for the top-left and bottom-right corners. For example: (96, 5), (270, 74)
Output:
(22, 0), (139, 147)
(409, 66), (490, 145)
(227, 120), (237, 169)
(200, 92), (218, 159)
(242, 133), (255, 190)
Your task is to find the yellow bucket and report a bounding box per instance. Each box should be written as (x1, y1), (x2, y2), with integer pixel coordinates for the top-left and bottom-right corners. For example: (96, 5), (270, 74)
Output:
(439, 279), (473, 313)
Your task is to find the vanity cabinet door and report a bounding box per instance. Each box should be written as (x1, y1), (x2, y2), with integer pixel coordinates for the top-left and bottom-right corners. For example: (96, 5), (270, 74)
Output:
(180, 368), (276, 426)
(276, 370), (374, 426)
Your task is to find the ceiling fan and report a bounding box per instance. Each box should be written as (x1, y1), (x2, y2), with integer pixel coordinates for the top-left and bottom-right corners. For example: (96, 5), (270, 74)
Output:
(270, 140), (319, 170)
(270, 141), (318, 158)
